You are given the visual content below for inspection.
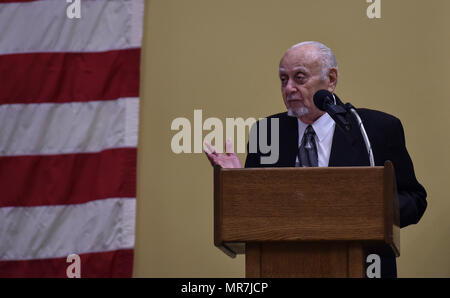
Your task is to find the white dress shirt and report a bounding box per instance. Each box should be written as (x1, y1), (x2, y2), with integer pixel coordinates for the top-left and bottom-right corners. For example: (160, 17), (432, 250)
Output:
(295, 113), (336, 167)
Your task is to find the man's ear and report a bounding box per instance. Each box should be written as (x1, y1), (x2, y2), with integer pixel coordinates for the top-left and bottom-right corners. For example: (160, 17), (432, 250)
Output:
(327, 68), (338, 92)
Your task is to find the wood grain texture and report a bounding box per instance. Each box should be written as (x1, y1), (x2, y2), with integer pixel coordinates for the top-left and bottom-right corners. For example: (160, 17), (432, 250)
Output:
(245, 242), (366, 278)
(245, 243), (261, 278)
(348, 242), (364, 278)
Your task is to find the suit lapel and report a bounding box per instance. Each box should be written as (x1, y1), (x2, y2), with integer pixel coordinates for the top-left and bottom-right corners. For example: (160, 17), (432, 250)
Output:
(329, 120), (369, 167)
(329, 124), (356, 166)
(327, 94), (369, 167)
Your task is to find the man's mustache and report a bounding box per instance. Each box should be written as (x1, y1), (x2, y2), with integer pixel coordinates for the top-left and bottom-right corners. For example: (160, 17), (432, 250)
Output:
(287, 94), (303, 101)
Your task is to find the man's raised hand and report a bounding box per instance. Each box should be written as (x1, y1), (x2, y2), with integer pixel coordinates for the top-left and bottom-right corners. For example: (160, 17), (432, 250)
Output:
(204, 138), (242, 168)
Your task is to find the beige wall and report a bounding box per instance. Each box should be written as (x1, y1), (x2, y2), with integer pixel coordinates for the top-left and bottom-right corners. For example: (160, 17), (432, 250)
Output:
(134, 0), (450, 277)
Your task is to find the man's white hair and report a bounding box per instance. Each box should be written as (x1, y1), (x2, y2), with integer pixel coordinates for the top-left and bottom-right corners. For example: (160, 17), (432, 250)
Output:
(290, 41), (338, 81)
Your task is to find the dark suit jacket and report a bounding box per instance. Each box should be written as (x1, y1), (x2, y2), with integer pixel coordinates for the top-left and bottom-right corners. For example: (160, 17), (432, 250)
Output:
(244, 104), (427, 278)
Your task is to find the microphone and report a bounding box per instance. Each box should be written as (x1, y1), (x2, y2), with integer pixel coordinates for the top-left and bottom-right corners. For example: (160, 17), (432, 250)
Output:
(313, 89), (351, 131)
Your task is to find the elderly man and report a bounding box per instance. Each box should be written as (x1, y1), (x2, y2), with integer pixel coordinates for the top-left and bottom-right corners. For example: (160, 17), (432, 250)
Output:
(205, 41), (427, 278)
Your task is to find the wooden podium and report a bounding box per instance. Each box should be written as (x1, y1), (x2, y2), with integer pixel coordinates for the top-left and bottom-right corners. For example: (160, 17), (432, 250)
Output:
(214, 161), (400, 278)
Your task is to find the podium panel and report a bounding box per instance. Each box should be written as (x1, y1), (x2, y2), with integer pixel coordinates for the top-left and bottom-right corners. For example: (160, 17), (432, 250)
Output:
(213, 162), (399, 278)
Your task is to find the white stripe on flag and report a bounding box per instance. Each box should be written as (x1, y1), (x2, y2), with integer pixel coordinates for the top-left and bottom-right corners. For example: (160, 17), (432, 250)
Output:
(0, 98), (139, 156)
(0, 0), (144, 55)
(0, 198), (136, 261)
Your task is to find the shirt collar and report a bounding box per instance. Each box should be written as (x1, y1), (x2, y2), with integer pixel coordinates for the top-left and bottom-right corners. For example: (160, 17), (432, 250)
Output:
(297, 113), (335, 142)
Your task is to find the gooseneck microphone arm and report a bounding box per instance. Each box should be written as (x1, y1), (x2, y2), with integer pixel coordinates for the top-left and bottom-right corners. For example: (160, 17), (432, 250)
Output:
(345, 103), (375, 167)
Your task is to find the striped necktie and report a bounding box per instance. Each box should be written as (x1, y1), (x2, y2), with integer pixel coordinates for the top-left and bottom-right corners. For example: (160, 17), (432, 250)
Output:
(298, 125), (318, 167)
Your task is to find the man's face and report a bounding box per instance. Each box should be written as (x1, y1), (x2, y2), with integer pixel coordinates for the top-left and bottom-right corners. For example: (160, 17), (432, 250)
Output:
(278, 45), (336, 124)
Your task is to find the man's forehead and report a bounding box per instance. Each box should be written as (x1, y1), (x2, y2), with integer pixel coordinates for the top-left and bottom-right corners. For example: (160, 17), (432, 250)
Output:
(279, 46), (321, 73)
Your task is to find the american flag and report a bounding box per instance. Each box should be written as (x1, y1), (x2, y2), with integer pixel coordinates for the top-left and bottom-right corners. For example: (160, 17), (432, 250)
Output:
(0, 0), (143, 277)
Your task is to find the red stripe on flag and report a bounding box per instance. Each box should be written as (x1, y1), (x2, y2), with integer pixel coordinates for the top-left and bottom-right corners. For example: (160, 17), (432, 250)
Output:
(0, 148), (137, 208)
(0, 49), (140, 104)
(0, 249), (134, 278)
